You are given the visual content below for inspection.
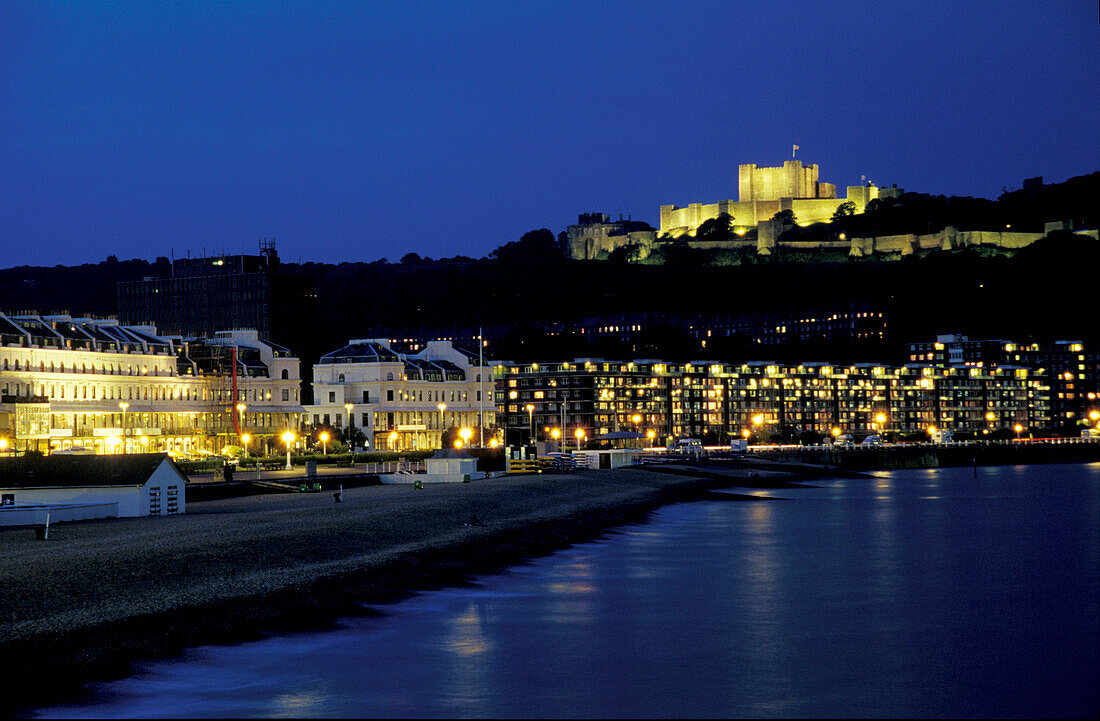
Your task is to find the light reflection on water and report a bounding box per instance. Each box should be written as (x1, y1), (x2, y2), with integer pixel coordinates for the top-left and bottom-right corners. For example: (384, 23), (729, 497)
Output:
(39, 463), (1100, 719)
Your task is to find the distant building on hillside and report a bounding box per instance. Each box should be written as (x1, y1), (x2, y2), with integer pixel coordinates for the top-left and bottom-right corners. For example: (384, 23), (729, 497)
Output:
(565, 213), (656, 260)
(660, 160), (904, 239)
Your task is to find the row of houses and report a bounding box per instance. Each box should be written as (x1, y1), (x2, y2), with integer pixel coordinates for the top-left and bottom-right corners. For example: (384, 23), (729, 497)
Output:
(0, 313), (493, 456)
(0, 312), (1096, 456)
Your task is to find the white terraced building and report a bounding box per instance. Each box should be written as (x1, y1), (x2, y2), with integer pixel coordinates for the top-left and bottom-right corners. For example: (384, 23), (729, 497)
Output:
(0, 313), (303, 455)
(310, 339), (497, 452)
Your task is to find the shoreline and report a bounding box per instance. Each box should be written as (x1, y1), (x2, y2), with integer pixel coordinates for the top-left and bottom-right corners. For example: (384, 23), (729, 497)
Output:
(3, 462), (819, 715)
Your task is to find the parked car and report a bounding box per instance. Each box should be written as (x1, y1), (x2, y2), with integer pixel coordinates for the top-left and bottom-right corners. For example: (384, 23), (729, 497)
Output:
(861, 434), (883, 446)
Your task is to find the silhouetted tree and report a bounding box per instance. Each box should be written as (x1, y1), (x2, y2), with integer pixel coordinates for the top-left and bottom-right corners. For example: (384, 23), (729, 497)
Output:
(696, 212), (734, 242)
(608, 243), (641, 265)
(490, 229), (563, 263)
(831, 201), (856, 221)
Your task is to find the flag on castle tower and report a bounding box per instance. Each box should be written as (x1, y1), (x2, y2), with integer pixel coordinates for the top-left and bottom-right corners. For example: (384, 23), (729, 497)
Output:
(792, 144), (799, 158)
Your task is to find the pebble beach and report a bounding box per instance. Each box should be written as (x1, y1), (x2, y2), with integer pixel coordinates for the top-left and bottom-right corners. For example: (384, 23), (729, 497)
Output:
(0, 462), (810, 713)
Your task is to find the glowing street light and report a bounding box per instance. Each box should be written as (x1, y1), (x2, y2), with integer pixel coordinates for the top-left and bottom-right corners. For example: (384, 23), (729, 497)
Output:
(437, 403), (447, 447)
(389, 431), (398, 451)
(319, 431), (329, 455)
(345, 403), (355, 457)
(751, 414), (765, 426)
(488, 438), (499, 448)
(460, 427), (473, 446)
(525, 404), (535, 443)
(0, 437), (8, 455)
(1014, 424), (1023, 440)
(574, 427), (586, 450)
(281, 430), (295, 470)
(240, 433), (251, 460)
(1089, 410), (1100, 422)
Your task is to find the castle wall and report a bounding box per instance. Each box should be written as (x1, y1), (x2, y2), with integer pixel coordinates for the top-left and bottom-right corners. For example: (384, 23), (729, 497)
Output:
(845, 227), (1090, 257)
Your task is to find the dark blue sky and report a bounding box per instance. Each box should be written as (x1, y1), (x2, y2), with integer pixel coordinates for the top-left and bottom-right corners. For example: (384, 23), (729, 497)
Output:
(2, 1), (1097, 267)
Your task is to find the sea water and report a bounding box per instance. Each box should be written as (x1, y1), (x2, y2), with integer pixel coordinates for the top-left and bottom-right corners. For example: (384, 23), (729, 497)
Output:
(39, 463), (1100, 718)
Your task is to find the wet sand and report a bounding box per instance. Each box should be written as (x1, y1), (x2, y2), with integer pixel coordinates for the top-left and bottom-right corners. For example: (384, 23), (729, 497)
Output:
(0, 462), (810, 714)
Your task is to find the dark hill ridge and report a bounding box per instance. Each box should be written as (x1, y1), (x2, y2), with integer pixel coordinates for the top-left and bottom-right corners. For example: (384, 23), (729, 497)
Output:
(0, 172), (1095, 363)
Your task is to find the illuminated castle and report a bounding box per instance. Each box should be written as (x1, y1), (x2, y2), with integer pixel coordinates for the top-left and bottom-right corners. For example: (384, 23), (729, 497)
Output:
(659, 160), (902, 239)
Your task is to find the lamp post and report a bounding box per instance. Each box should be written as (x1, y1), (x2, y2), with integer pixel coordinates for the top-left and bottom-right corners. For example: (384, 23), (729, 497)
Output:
(525, 404), (535, 444)
(241, 433), (251, 460)
(1014, 424), (1023, 441)
(551, 427), (561, 450)
(0, 438), (8, 456)
(574, 427), (585, 451)
(345, 403), (355, 465)
(119, 402), (129, 453)
(281, 430), (295, 471)
(460, 427), (472, 448)
(389, 431), (398, 452)
(438, 402), (446, 449)
(319, 431), (329, 455)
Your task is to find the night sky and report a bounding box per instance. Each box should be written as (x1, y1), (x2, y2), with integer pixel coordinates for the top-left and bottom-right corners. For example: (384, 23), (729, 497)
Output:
(2, 1), (1097, 267)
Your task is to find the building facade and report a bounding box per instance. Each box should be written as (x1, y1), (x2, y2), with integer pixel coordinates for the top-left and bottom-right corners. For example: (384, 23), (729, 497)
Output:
(496, 358), (1052, 444)
(0, 314), (304, 455)
(310, 339), (497, 451)
(908, 335), (1099, 431)
(116, 242), (318, 357)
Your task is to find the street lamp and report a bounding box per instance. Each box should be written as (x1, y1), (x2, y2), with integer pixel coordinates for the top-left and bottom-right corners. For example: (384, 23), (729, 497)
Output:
(319, 431), (329, 455)
(525, 404), (535, 444)
(551, 427), (561, 449)
(281, 430), (295, 470)
(460, 427), (472, 448)
(874, 413), (887, 429)
(574, 427), (585, 450)
(647, 429), (656, 446)
(345, 403), (355, 459)
(438, 403), (447, 449)
(241, 433), (251, 460)
(0, 438), (8, 456)
(389, 431), (398, 451)
(119, 402), (129, 453)
(1014, 424), (1023, 440)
